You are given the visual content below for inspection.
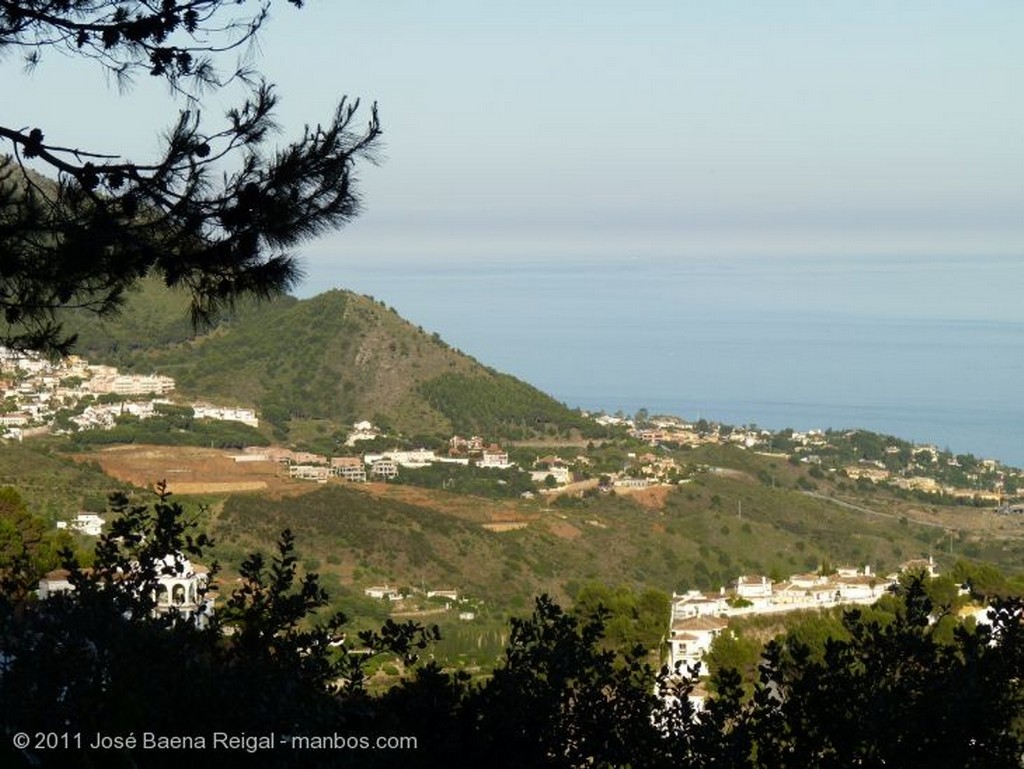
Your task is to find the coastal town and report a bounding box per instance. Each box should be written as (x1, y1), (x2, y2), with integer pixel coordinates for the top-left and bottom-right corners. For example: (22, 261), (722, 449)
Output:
(3, 346), (1020, 507)
(9, 342), (1008, 688)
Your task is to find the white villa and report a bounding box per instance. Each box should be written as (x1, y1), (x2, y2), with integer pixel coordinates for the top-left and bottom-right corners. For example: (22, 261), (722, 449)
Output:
(364, 585), (402, 601)
(369, 457), (399, 479)
(531, 466), (572, 485)
(668, 615), (729, 670)
(192, 403), (258, 427)
(671, 590), (729, 619)
(150, 554), (212, 625)
(735, 575), (773, 604)
(345, 420), (381, 446)
(479, 445), (513, 469)
(56, 513), (105, 537)
(37, 553), (212, 627)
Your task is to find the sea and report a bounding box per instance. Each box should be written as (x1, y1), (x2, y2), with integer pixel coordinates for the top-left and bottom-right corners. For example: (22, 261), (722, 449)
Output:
(302, 253), (1024, 468)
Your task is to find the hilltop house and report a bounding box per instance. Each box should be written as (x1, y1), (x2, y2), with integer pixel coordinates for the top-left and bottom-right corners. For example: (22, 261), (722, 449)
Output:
(192, 403), (258, 427)
(345, 420), (380, 446)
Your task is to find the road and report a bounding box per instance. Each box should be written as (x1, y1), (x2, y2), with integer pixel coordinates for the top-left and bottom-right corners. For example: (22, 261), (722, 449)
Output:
(801, 491), (951, 530)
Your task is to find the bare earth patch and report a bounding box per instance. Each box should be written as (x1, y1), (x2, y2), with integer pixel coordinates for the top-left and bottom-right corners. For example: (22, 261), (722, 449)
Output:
(613, 484), (673, 511)
(348, 483), (539, 525)
(547, 520), (582, 539)
(68, 445), (305, 496)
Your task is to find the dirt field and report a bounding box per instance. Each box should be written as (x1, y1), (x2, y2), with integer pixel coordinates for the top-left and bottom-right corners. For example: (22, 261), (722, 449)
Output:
(547, 519), (583, 539)
(67, 446), (545, 526)
(614, 484), (674, 510)
(347, 482), (539, 524)
(69, 445), (305, 496)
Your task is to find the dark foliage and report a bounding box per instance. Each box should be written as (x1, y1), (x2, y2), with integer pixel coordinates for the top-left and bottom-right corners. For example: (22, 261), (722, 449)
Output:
(1, 2), (379, 354)
(418, 371), (606, 440)
(3, 488), (1024, 768)
(744, 578), (1024, 768)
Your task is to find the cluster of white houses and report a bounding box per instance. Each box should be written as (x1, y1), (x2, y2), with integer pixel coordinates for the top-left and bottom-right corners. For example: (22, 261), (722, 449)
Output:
(56, 513), (106, 537)
(243, 435), (518, 485)
(667, 559), (937, 673)
(0, 347), (257, 440)
(362, 585), (477, 621)
(266, 434), (689, 491)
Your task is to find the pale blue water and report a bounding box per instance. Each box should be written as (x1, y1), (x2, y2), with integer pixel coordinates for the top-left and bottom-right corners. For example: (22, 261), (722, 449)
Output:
(303, 254), (1024, 466)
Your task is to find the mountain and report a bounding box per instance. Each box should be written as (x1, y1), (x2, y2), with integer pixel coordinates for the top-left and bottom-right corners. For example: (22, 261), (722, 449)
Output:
(63, 278), (602, 445)
(16, 274), (1021, 670)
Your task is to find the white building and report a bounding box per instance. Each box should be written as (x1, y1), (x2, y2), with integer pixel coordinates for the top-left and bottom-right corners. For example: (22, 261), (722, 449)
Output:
(37, 569), (75, 599)
(671, 590), (729, 620)
(531, 466), (572, 485)
(388, 448), (439, 468)
(150, 554), (212, 625)
(364, 585), (402, 601)
(88, 370), (175, 396)
(614, 477), (651, 489)
(289, 464), (332, 482)
(192, 403), (258, 427)
(37, 554), (212, 627)
(735, 575), (773, 600)
(427, 589), (459, 601)
(479, 445), (513, 469)
(369, 458), (399, 479)
(667, 616), (729, 671)
(56, 513), (105, 537)
(345, 420), (380, 446)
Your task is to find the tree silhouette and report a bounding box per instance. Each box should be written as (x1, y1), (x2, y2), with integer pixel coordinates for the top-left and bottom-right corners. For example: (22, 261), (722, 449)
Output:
(0, 486), (435, 768)
(5, 487), (1024, 767)
(0, 2), (380, 354)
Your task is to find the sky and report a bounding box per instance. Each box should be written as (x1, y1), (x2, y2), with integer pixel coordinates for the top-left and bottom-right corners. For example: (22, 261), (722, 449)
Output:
(3, 0), (1022, 284)
(4, 1), (1024, 460)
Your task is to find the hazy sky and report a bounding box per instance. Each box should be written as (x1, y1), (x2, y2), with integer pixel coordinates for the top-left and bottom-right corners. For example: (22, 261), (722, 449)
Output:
(5, 1), (1022, 283)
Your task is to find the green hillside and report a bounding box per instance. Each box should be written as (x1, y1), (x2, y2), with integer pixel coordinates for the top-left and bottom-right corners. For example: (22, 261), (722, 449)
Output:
(0, 441), (134, 521)
(62, 280), (598, 443)
(203, 441), (1024, 618)
(6, 433), (1024, 670)
(63, 276), (207, 358)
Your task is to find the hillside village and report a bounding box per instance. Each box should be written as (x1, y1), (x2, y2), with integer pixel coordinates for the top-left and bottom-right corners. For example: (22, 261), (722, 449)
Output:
(666, 558), (942, 673)
(3, 345), (1022, 510)
(0, 347), (256, 439)
(5, 344), (1021, 700)
(615, 413), (1023, 508)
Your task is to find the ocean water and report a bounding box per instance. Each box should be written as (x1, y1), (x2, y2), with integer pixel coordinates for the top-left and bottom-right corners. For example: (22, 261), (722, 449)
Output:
(304, 254), (1024, 467)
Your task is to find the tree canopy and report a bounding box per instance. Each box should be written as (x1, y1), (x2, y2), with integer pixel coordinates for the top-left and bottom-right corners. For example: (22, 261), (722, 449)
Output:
(1, 1), (380, 354)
